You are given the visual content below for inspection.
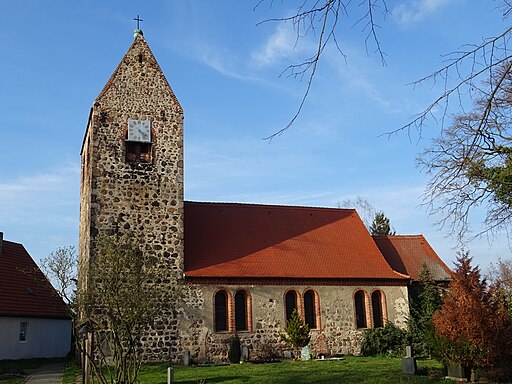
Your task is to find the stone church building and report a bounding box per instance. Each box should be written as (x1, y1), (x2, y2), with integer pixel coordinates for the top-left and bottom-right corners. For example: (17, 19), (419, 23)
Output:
(78, 30), (450, 364)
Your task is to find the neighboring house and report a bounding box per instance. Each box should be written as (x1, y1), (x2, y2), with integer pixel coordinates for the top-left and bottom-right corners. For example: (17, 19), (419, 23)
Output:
(78, 30), (450, 363)
(0, 232), (72, 360)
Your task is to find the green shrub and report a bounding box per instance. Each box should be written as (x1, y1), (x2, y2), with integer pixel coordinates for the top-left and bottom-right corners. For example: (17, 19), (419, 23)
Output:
(361, 322), (407, 356)
(228, 335), (241, 363)
(281, 309), (311, 358)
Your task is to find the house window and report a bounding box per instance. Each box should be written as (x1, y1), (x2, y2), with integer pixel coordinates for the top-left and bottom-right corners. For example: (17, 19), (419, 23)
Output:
(285, 290), (298, 322)
(214, 290), (228, 332)
(19, 322), (28, 342)
(371, 290), (386, 328)
(235, 290), (250, 331)
(303, 290), (318, 329)
(354, 290), (367, 329)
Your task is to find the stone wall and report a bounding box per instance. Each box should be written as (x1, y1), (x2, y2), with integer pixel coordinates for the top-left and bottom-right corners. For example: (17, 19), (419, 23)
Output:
(78, 34), (185, 362)
(178, 283), (409, 363)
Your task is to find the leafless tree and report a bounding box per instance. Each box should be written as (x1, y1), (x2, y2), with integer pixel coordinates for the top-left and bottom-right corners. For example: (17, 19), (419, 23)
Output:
(78, 234), (180, 384)
(418, 60), (512, 240)
(255, 0), (389, 140)
(487, 258), (512, 317)
(406, 2), (512, 240)
(338, 195), (377, 229)
(40, 245), (77, 311)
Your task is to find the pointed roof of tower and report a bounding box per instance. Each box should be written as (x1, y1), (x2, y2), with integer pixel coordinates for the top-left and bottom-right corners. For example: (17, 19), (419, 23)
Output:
(94, 33), (182, 112)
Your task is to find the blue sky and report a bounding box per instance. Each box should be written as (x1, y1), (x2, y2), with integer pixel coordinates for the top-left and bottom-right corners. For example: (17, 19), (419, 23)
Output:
(1, 0), (509, 271)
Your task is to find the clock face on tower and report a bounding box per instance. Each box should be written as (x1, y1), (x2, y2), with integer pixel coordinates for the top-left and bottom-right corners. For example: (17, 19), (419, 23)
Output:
(127, 119), (151, 142)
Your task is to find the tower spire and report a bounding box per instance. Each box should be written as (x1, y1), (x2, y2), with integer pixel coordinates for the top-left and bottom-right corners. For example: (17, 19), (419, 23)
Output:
(133, 15), (144, 39)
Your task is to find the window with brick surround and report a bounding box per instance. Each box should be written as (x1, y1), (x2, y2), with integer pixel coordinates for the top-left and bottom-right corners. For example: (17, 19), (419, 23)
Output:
(303, 289), (320, 330)
(126, 119), (152, 164)
(214, 290), (229, 332)
(354, 290), (368, 329)
(371, 290), (386, 328)
(125, 142), (152, 164)
(234, 290), (251, 331)
(285, 290), (299, 323)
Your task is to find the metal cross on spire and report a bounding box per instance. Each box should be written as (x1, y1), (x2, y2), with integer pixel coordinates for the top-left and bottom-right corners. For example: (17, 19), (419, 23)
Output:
(133, 15), (143, 30)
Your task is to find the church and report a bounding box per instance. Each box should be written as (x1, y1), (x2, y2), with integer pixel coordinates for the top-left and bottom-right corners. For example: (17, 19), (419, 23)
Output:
(78, 29), (451, 363)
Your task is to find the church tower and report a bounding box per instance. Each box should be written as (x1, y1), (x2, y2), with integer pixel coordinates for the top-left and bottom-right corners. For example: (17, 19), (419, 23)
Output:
(78, 30), (184, 360)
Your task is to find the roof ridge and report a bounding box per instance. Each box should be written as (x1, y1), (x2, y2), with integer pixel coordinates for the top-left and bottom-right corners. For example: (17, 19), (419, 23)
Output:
(372, 234), (423, 238)
(184, 201), (356, 212)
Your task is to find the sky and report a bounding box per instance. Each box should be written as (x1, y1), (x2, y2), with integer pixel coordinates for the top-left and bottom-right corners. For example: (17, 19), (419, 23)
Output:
(1, 0), (510, 272)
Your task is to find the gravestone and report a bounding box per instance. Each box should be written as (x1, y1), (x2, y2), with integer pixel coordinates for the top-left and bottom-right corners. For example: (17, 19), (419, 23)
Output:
(283, 350), (292, 359)
(241, 346), (249, 362)
(447, 363), (469, 381)
(401, 346), (417, 375)
(301, 345), (312, 361)
(183, 351), (191, 366)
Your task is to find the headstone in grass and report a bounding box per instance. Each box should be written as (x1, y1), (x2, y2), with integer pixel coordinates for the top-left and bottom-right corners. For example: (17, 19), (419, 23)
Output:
(183, 351), (191, 366)
(301, 345), (312, 361)
(241, 345), (249, 362)
(401, 345), (417, 375)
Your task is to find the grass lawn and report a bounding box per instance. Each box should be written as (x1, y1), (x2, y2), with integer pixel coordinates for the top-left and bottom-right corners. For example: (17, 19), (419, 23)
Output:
(136, 356), (453, 384)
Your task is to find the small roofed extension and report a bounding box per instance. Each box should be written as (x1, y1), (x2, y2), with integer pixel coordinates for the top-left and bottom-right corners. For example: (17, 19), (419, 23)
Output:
(373, 235), (452, 284)
(0, 232), (72, 360)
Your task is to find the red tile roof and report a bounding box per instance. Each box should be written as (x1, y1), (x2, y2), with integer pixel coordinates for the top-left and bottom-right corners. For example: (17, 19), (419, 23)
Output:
(0, 239), (70, 319)
(184, 202), (408, 281)
(373, 235), (451, 282)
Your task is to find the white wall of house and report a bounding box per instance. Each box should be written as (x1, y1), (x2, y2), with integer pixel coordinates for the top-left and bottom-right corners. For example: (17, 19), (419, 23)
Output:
(0, 317), (71, 360)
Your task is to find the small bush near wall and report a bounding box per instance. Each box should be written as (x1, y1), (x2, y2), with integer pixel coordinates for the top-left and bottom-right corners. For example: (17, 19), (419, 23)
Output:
(361, 323), (407, 357)
(228, 335), (241, 363)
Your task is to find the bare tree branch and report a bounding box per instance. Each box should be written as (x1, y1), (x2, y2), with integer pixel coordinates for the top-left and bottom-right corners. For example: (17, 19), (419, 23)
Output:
(255, 0), (388, 140)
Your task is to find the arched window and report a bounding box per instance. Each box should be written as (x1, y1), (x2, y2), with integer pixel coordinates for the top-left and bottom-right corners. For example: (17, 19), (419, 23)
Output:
(285, 290), (298, 322)
(303, 290), (318, 329)
(235, 290), (249, 331)
(214, 290), (228, 332)
(354, 290), (367, 329)
(371, 290), (386, 328)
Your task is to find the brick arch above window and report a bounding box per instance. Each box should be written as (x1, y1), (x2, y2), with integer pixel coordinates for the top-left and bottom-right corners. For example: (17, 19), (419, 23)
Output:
(284, 289), (302, 323)
(233, 289), (252, 332)
(303, 288), (321, 330)
(213, 289), (232, 333)
(353, 289), (370, 329)
(370, 289), (388, 328)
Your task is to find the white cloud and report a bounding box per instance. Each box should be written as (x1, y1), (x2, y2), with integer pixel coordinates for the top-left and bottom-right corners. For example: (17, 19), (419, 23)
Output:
(198, 48), (258, 81)
(393, 0), (453, 25)
(0, 164), (79, 226)
(251, 23), (310, 67)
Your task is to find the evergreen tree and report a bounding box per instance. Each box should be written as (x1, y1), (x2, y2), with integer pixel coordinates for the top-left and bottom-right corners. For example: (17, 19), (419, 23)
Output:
(407, 264), (442, 356)
(369, 212), (395, 236)
(432, 252), (512, 378)
(281, 309), (311, 358)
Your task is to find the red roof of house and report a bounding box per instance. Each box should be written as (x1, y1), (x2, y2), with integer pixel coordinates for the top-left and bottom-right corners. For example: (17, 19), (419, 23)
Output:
(373, 235), (451, 282)
(0, 238), (70, 319)
(184, 202), (408, 281)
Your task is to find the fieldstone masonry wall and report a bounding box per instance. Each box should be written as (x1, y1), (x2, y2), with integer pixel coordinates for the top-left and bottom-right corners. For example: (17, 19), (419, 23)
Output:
(79, 34), (185, 362)
(179, 284), (409, 363)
